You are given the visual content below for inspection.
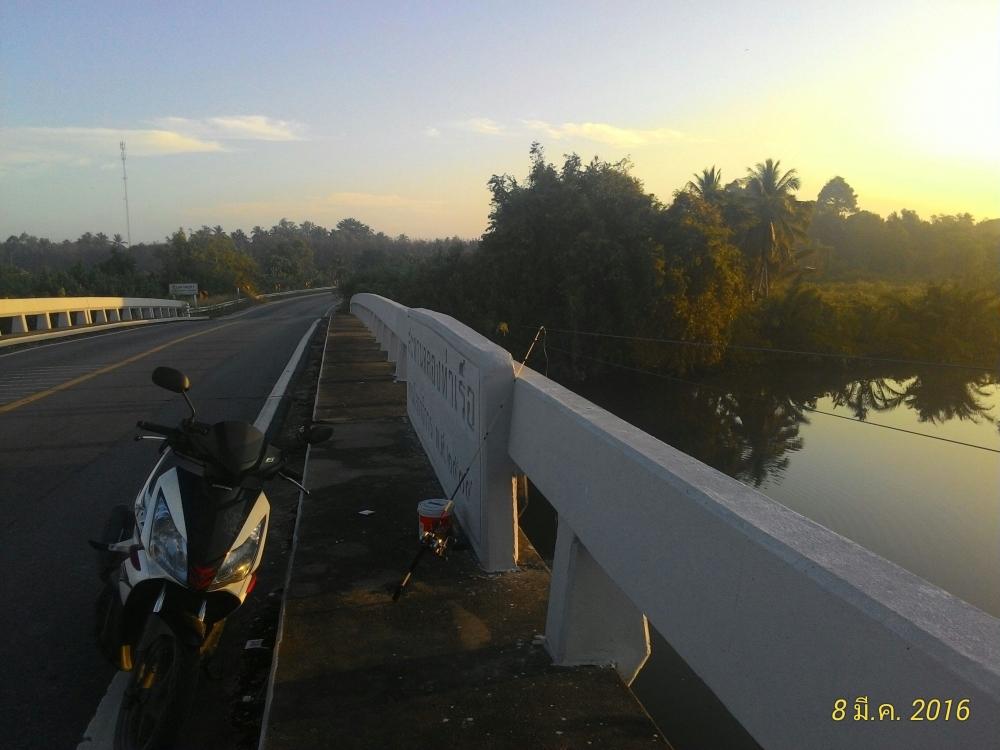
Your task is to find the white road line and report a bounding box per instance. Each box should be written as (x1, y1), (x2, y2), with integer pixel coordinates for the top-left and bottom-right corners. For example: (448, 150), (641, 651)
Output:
(76, 314), (326, 750)
(253, 319), (320, 432)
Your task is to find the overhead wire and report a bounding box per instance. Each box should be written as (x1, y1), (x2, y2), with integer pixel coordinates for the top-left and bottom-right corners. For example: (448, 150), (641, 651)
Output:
(544, 344), (1000, 455)
(524, 325), (998, 374)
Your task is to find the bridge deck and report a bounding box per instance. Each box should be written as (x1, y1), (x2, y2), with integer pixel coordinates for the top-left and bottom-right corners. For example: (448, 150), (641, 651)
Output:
(262, 313), (663, 749)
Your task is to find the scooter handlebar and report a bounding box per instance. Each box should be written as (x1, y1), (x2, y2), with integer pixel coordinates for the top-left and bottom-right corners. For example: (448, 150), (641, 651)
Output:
(136, 420), (177, 436)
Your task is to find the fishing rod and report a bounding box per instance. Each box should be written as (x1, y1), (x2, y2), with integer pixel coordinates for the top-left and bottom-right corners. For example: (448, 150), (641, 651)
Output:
(392, 326), (546, 602)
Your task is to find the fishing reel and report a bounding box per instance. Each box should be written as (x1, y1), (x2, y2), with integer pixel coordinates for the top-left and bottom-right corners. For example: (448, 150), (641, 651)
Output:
(420, 526), (454, 559)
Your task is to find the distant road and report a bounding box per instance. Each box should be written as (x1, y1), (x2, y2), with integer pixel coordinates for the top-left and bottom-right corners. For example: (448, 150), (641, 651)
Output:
(0, 293), (334, 750)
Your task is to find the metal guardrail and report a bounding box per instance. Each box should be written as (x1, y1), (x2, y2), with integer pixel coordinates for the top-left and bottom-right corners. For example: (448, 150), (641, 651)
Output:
(191, 286), (337, 314)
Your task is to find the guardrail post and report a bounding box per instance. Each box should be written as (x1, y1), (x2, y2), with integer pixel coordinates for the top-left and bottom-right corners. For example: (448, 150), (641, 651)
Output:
(11, 314), (28, 333)
(55, 311), (71, 328)
(545, 514), (651, 684)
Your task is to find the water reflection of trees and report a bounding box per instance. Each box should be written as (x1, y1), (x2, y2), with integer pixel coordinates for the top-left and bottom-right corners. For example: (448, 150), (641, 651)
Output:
(830, 378), (907, 420)
(899, 371), (994, 423)
(575, 365), (995, 488)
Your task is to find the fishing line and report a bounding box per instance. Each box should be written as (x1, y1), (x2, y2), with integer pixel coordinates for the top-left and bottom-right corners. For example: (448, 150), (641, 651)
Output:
(392, 325), (546, 601)
(527, 325), (998, 374)
(546, 345), (1000, 455)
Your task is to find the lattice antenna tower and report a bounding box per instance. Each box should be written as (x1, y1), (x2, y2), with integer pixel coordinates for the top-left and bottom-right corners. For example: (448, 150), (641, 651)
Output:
(120, 140), (132, 246)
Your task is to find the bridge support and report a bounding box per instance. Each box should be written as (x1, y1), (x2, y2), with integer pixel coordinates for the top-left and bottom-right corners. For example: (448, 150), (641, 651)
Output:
(545, 515), (651, 684)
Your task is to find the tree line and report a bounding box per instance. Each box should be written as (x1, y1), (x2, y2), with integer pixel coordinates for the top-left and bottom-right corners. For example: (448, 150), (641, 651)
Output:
(4, 144), (997, 373)
(1, 220), (473, 300)
(340, 144), (999, 373)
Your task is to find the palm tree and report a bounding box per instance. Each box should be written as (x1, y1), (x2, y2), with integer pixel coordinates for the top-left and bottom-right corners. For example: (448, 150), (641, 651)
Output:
(687, 166), (724, 204)
(744, 158), (807, 298)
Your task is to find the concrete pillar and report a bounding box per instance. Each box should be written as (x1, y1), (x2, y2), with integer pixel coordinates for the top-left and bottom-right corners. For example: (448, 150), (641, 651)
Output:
(92, 309), (108, 324)
(396, 343), (408, 382)
(108, 309), (121, 322)
(71, 310), (90, 325)
(32, 313), (52, 330)
(12, 314), (28, 333)
(55, 311), (72, 328)
(142, 307), (153, 319)
(545, 515), (651, 685)
(121, 308), (133, 321)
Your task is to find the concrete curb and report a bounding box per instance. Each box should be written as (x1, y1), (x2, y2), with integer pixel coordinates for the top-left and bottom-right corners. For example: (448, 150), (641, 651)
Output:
(256, 311), (334, 750)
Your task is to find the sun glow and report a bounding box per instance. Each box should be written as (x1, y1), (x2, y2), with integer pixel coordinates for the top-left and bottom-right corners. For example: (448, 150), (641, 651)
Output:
(892, 28), (1000, 161)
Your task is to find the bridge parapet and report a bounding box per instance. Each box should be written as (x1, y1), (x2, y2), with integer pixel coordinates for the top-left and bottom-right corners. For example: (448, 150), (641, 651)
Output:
(351, 293), (517, 571)
(351, 293), (1000, 750)
(0, 296), (187, 337)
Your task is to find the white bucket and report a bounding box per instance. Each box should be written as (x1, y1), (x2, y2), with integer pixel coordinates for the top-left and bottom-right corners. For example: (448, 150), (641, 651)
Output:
(417, 498), (451, 540)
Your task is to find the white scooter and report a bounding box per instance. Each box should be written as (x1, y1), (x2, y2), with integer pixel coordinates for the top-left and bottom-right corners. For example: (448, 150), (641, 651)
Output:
(92, 366), (330, 750)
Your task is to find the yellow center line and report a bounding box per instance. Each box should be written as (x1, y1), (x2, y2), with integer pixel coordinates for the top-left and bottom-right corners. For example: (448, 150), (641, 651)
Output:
(0, 321), (241, 414)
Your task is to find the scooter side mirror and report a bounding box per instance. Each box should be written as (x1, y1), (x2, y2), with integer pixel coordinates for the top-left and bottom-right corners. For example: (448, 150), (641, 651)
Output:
(303, 425), (333, 445)
(152, 367), (191, 394)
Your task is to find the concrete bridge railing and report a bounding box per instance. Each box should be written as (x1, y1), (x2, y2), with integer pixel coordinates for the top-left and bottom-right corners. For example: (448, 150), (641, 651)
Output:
(350, 293), (1000, 750)
(0, 296), (188, 337)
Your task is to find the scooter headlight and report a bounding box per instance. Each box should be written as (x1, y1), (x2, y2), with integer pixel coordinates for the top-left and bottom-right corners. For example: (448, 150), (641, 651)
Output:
(148, 490), (187, 583)
(213, 518), (265, 587)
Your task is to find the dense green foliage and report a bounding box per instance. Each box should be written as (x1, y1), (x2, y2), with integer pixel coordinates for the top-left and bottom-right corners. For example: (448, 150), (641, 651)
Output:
(4, 146), (997, 375)
(342, 147), (999, 373)
(2, 221), (473, 299)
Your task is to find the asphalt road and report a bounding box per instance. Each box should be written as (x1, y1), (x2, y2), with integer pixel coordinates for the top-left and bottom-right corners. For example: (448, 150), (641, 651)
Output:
(0, 293), (335, 750)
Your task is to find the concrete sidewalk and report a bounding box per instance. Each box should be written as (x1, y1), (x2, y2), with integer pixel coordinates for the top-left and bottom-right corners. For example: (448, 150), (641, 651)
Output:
(262, 313), (663, 749)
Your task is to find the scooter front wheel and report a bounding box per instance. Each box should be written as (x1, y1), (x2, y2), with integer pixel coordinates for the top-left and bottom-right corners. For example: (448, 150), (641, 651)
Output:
(114, 616), (199, 750)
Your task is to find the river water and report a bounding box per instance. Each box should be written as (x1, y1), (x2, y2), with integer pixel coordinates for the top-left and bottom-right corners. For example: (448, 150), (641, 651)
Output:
(566, 363), (1000, 619)
(518, 361), (999, 748)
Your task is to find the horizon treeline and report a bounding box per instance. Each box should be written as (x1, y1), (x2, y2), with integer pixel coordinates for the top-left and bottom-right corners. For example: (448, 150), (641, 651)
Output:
(3, 144), (998, 371)
(0, 218), (474, 300)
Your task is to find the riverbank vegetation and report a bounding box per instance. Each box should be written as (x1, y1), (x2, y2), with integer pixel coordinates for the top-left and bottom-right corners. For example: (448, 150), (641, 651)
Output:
(343, 145), (999, 374)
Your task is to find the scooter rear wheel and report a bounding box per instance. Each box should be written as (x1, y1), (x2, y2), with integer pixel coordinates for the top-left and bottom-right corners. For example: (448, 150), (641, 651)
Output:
(114, 616), (199, 750)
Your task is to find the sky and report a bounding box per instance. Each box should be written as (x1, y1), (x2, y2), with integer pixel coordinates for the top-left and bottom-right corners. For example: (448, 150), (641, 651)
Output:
(2, 0), (998, 243)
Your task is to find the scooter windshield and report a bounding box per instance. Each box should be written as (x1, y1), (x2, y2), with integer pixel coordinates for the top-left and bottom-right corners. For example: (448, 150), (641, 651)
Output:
(188, 421), (266, 477)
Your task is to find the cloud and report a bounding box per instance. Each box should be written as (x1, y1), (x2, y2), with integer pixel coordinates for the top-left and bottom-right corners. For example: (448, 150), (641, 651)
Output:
(155, 115), (304, 142)
(208, 191), (445, 222)
(1, 115), (303, 169)
(428, 116), (697, 146)
(0, 126), (222, 168)
(521, 119), (691, 147)
(322, 192), (444, 209)
(423, 127), (442, 137)
(458, 117), (504, 135)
